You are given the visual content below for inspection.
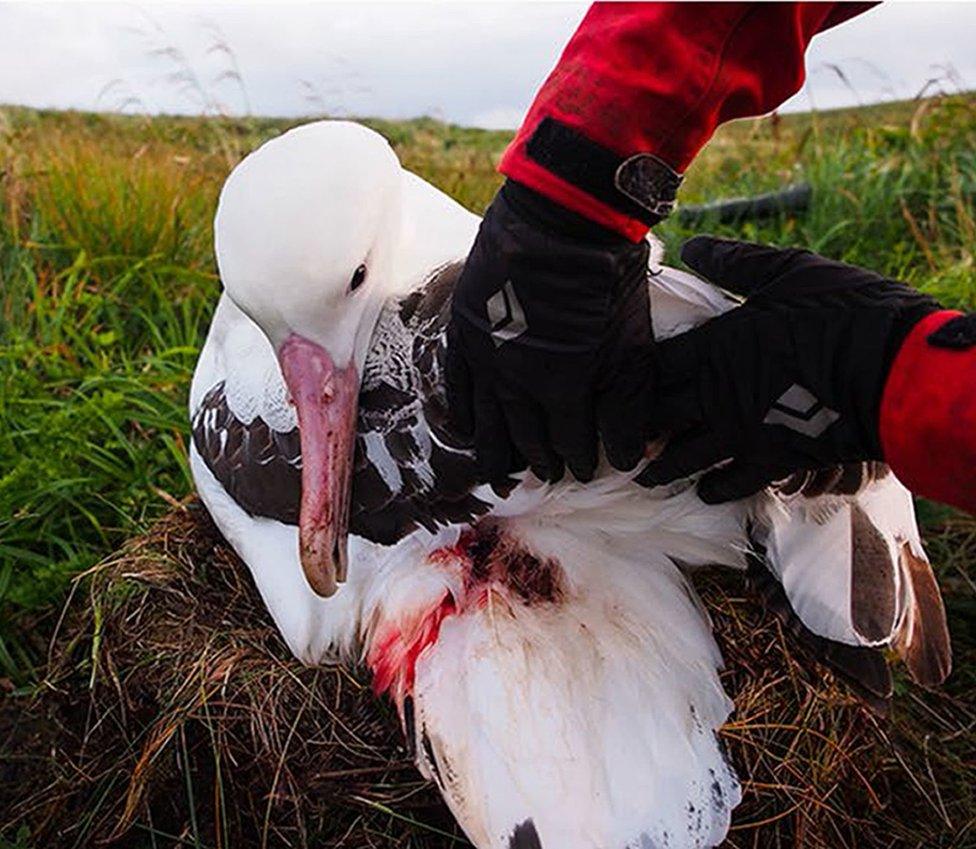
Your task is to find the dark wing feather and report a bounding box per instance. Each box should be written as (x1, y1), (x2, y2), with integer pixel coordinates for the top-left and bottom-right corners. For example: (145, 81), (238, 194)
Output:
(745, 544), (892, 713)
(750, 462), (898, 711)
(894, 542), (952, 686)
(350, 261), (514, 543)
(849, 504), (898, 643)
(191, 382), (301, 524)
(775, 461), (889, 499)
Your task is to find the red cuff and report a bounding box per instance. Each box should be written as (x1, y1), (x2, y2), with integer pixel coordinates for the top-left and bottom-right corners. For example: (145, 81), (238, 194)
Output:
(880, 311), (976, 513)
(501, 2), (876, 240)
(499, 152), (657, 243)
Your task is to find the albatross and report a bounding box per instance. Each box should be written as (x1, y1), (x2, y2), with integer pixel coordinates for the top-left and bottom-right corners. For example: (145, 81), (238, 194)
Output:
(189, 120), (951, 849)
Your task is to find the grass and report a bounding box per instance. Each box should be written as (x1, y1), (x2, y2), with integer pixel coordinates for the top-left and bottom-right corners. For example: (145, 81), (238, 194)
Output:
(0, 94), (975, 844)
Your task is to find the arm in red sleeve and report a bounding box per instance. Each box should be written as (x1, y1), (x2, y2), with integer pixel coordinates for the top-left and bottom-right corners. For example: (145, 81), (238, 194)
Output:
(501, 2), (876, 241)
(880, 312), (976, 514)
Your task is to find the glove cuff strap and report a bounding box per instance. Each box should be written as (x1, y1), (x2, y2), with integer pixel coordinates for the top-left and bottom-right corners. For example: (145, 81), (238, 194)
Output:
(525, 117), (683, 227)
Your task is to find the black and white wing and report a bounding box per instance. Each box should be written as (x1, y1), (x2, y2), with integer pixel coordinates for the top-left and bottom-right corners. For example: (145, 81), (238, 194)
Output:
(750, 462), (951, 706)
(191, 379), (302, 524)
(351, 261), (512, 543)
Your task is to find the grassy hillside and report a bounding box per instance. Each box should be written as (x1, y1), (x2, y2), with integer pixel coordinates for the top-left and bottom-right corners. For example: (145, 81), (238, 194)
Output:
(1, 95), (975, 682)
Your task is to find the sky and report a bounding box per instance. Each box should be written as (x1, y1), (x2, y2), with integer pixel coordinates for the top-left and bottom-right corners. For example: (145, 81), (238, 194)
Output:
(1, 2), (975, 129)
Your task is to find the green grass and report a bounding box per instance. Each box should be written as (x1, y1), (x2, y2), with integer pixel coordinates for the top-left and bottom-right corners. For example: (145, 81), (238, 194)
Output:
(1, 95), (975, 688)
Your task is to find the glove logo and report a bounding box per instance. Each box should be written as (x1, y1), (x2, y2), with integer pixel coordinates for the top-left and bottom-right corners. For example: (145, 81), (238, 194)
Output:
(486, 280), (528, 347)
(763, 384), (840, 438)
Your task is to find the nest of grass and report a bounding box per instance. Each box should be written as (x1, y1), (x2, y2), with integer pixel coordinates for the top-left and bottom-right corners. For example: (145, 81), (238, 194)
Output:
(2, 502), (974, 849)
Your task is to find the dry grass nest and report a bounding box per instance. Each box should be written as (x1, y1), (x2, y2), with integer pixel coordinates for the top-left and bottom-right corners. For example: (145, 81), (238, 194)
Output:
(3, 502), (975, 849)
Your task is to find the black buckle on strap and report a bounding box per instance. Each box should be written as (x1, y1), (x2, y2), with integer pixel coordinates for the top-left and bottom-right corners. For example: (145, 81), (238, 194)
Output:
(928, 313), (976, 349)
(525, 117), (682, 227)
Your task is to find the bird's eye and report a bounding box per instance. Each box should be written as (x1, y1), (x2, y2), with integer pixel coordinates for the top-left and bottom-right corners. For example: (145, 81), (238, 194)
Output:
(350, 264), (367, 292)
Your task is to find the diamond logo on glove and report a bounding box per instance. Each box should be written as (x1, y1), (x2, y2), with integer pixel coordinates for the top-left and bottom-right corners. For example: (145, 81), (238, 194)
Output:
(763, 384), (840, 438)
(486, 280), (528, 347)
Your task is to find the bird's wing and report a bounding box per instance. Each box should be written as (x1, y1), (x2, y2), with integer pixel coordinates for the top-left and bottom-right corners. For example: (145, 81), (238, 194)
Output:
(353, 260), (515, 543)
(366, 526), (739, 849)
(190, 379), (301, 524)
(752, 463), (951, 703)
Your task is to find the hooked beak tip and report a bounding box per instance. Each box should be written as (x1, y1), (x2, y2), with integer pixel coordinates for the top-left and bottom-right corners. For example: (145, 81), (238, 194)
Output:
(300, 526), (346, 598)
(335, 535), (349, 584)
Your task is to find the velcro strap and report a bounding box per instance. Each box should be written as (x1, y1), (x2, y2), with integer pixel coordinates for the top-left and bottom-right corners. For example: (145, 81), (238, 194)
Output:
(525, 117), (682, 226)
(928, 313), (976, 349)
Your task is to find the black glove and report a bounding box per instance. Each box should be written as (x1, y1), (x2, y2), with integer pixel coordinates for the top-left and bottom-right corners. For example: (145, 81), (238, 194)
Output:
(638, 236), (941, 502)
(446, 180), (654, 484)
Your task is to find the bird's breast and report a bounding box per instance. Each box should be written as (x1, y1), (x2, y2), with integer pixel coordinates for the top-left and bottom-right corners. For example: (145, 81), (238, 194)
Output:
(366, 521), (566, 708)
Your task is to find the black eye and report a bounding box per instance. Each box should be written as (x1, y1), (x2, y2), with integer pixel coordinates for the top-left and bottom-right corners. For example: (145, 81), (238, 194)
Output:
(350, 264), (367, 292)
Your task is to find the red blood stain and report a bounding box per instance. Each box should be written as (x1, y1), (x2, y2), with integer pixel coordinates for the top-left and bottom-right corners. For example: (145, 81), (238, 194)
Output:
(368, 592), (457, 703)
(367, 523), (564, 706)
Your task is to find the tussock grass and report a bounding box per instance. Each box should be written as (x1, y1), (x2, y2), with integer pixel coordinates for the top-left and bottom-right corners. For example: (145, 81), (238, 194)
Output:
(1, 95), (975, 845)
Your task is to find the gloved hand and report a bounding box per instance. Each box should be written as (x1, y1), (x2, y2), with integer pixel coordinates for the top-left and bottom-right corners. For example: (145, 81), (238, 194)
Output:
(638, 236), (941, 502)
(446, 179), (655, 485)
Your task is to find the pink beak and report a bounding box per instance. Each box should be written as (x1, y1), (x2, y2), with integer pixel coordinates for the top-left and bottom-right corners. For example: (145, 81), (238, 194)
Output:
(279, 334), (359, 598)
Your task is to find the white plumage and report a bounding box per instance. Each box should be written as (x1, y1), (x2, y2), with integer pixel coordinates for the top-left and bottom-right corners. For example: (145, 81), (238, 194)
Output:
(189, 120), (950, 849)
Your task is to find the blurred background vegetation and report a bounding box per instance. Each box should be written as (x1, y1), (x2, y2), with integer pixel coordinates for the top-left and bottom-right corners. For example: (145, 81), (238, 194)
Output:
(1, 94), (975, 695)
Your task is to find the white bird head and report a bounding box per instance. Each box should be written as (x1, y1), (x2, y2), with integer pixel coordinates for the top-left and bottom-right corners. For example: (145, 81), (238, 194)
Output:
(214, 120), (403, 598)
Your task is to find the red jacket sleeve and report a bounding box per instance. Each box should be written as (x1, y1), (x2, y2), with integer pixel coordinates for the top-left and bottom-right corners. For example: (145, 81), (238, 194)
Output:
(880, 312), (976, 514)
(501, 2), (876, 241)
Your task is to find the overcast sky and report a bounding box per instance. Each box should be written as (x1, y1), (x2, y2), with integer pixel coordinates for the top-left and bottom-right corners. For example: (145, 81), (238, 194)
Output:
(2, 2), (975, 129)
